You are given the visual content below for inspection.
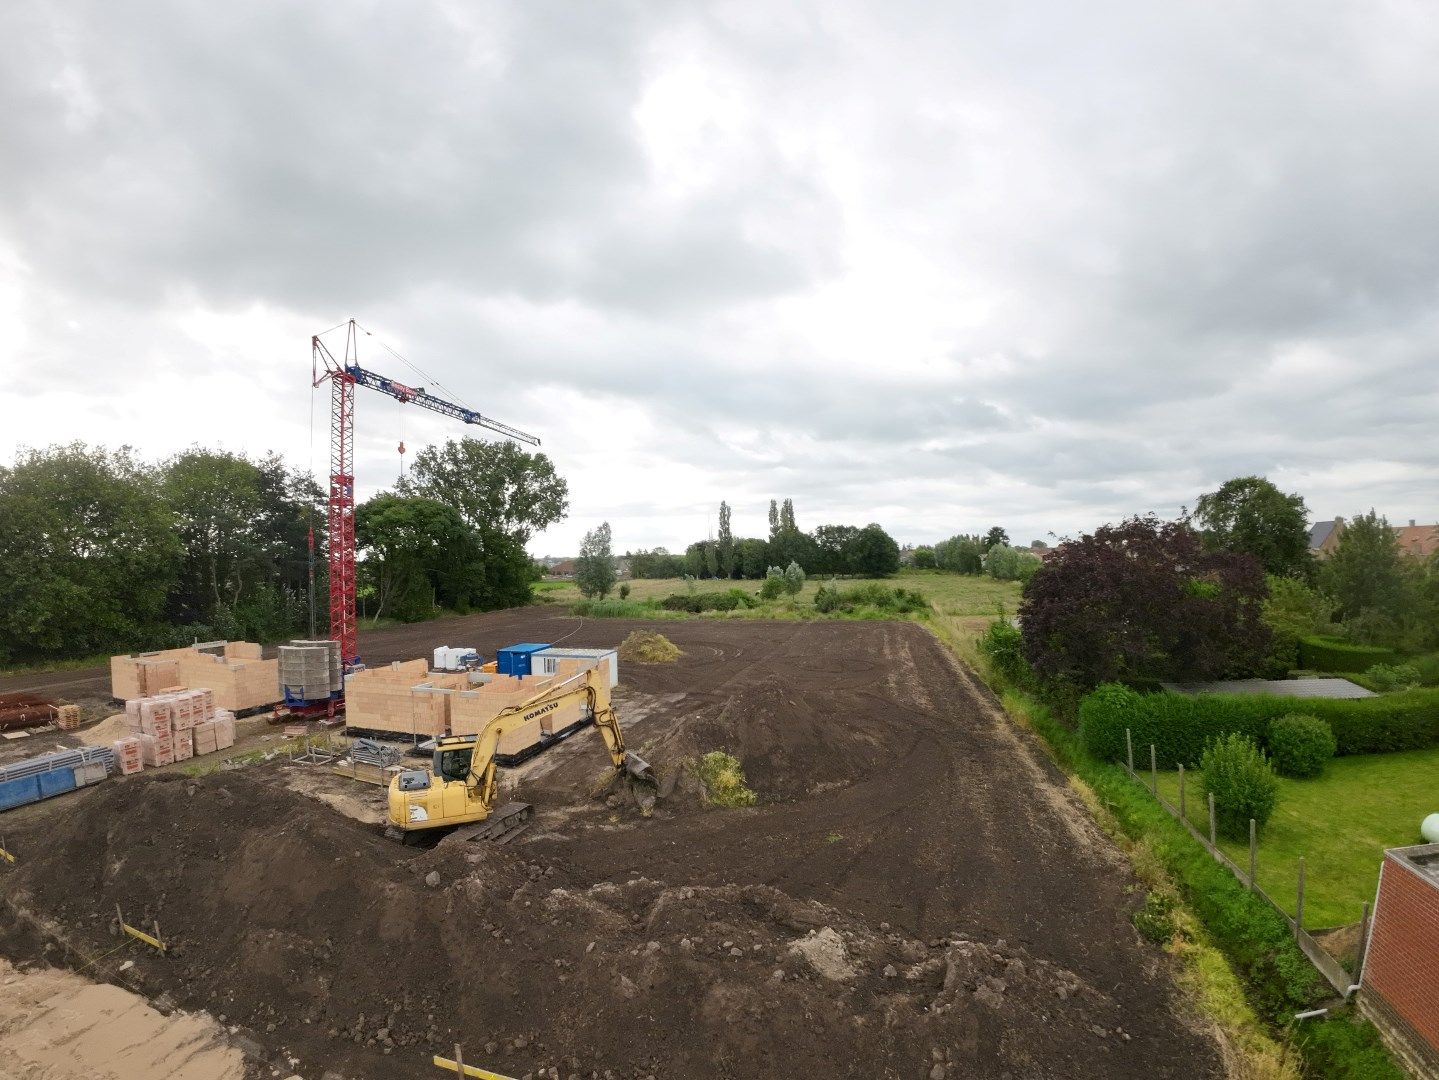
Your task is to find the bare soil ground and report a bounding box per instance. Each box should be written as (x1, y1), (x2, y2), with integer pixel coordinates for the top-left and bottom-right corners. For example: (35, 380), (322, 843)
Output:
(0, 616), (1225, 1079)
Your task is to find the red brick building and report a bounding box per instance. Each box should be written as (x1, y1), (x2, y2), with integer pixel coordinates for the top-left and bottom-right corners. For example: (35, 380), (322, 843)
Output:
(1361, 843), (1439, 1076)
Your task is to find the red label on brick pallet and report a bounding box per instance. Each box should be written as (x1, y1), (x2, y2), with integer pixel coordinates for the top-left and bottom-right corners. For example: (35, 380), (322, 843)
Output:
(111, 737), (143, 775)
(137, 733), (174, 767)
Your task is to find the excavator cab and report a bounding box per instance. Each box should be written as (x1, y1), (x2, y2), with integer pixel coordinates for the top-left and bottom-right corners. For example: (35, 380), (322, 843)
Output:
(435, 743), (475, 783)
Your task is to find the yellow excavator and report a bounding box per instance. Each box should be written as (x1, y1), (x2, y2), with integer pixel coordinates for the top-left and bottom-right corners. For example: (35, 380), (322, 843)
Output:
(386, 662), (654, 841)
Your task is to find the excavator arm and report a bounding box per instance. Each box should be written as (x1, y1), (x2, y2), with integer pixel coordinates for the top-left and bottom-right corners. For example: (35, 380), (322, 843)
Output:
(387, 662), (653, 835)
(463, 667), (655, 802)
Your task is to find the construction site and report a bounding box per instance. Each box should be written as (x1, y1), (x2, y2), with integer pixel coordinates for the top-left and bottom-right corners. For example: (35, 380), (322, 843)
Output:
(0, 322), (1231, 1078)
(0, 609), (1228, 1079)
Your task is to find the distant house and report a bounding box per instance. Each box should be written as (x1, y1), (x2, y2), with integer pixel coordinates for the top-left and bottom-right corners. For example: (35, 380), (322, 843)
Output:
(1308, 517), (1345, 559)
(1029, 540), (1053, 560)
(546, 559), (577, 579)
(1395, 520), (1439, 560)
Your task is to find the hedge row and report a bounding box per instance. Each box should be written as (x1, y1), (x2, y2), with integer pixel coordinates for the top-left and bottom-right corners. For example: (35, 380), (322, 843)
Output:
(1297, 635), (1398, 673)
(1079, 683), (1439, 767)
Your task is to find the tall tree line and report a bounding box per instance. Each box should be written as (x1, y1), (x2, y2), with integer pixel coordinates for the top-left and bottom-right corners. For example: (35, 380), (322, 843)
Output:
(0, 438), (568, 663)
(628, 498), (901, 580)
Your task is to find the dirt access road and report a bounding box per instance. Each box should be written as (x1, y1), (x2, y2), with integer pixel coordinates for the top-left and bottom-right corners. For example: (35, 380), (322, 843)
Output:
(0, 616), (1224, 1079)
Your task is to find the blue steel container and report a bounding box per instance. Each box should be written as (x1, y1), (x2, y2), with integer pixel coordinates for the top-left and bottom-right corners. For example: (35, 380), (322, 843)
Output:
(0, 775), (41, 812)
(38, 769), (78, 799)
(496, 643), (552, 677)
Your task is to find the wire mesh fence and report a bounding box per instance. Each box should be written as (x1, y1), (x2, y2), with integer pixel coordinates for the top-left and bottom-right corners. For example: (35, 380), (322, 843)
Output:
(1124, 729), (1363, 996)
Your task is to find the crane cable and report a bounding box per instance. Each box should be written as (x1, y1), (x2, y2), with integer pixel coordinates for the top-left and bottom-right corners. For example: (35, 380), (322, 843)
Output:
(353, 319), (473, 411)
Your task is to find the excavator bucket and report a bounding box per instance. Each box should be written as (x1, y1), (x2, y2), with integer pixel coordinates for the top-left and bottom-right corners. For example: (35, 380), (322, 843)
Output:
(624, 750), (656, 785)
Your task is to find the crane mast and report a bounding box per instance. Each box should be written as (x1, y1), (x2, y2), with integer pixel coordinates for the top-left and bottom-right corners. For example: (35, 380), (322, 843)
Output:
(311, 319), (540, 668)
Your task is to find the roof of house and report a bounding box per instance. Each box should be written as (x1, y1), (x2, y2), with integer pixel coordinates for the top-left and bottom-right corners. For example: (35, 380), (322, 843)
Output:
(1161, 678), (1375, 700)
(1308, 520), (1340, 550)
(1395, 522), (1439, 559)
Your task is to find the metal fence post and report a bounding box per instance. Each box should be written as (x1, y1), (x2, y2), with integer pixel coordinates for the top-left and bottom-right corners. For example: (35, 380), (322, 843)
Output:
(1149, 745), (1157, 794)
(1178, 763), (1186, 821)
(1295, 857), (1306, 937)
(1208, 792), (1216, 848)
(1248, 819), (1257, 891)
(1126, 728), (1134, 773)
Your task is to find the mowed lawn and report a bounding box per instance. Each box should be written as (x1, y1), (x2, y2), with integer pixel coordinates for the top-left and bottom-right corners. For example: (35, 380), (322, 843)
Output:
(538, 570), (1021, 617)
(1154, 748), (1439, 928)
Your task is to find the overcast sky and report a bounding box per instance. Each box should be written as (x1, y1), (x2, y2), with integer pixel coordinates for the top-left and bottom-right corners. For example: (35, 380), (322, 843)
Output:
(3, 1), (1436, 557)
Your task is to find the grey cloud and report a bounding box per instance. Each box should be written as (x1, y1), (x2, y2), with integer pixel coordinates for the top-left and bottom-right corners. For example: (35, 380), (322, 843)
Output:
(3, 0), (1438, 557)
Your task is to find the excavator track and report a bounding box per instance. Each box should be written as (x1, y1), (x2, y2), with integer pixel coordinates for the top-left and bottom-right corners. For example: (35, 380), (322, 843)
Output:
(441, 801), (534, 846)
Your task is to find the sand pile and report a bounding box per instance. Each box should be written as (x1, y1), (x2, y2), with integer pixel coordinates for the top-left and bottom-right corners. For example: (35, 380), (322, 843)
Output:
(1, 772), (1152, 1080)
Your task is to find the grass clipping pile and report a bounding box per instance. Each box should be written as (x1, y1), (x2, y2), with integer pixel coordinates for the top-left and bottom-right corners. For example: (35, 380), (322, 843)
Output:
(617, 629), (682, 663)
(2, 771), (1144, 1080)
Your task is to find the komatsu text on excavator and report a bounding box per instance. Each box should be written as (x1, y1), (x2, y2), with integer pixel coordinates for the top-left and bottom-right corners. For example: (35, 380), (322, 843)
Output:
(386, 662), (654, 841)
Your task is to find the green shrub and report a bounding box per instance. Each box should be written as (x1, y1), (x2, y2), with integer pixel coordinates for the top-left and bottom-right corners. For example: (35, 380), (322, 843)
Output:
(759, 568), (787, 601)
(694, 750), (757, 807)
(1258, 627), (1299, 679)
(809, 583), (928, 617)
(1201, 733), (1279, 840)
(1413, 654), (1439, 687)
(1365, 662), (1421, 692)
(978, 621), (1029, 686)
(1298, 635), (1397, 673)
(571, 598), (654, 617)
(618, 583), (631, 600)
(783, 560), (805, 596)
(1266, 714), (1336, 777)
(659, 589), (756, 613)
(1079, 685), (1439, 765)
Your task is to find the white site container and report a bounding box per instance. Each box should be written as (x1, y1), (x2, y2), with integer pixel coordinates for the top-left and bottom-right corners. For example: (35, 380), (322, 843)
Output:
(534, 647), (619, 689)
(432, 646), (480, 672)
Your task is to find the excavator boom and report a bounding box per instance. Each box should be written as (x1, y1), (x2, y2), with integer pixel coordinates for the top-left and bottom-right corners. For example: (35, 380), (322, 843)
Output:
(387, 661), (652, 835)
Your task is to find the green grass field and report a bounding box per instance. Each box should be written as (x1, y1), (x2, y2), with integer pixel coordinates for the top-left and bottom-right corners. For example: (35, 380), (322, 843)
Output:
(1153, 748), (1439, 928)
(540, 569), (1021, 617)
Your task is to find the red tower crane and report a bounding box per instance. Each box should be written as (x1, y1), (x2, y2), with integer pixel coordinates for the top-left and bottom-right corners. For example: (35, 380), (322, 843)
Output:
(311, 320), (540, 669)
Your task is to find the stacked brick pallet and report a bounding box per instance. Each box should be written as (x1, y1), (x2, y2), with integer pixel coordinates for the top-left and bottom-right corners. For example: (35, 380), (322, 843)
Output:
(120, 690), (235, 767)
(111, 642), (280, 714)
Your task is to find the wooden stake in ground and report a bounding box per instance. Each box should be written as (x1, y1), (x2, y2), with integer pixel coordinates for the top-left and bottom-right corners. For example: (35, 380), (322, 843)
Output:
(1295, 857), (1305, 937)
(1207, 792), (1216, 848)
(1248, 819), (1257, 891)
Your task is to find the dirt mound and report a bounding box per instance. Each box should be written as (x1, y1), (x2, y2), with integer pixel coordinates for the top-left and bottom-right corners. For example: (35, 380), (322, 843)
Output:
(2, 771), (1161, 1079)
(617, 630), (682, 663)
(625, 675), (894, 802)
